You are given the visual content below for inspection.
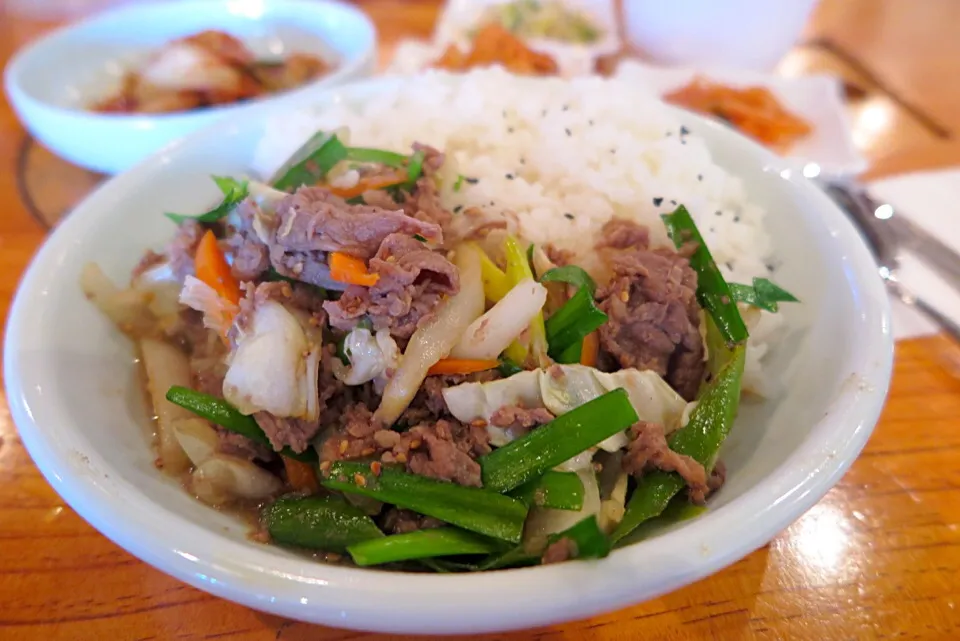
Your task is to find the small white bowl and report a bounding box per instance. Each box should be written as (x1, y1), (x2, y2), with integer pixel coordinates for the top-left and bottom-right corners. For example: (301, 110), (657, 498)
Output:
(3, 0), (376, 175)
(4, 76), (893, 635)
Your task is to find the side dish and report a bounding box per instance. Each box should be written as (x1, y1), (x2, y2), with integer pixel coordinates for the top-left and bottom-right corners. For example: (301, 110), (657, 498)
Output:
(93, 30), (331, 114)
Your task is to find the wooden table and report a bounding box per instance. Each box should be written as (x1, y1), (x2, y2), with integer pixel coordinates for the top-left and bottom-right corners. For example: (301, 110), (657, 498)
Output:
(2, 1), (960, 639)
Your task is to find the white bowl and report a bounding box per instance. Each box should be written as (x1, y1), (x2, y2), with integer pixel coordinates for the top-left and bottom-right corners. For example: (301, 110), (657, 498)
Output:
(3, 0), (376, 175)
(4, 76), (893, 635)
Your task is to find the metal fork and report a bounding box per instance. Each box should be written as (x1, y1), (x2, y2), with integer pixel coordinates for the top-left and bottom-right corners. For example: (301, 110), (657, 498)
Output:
(822, 180), (960, 343)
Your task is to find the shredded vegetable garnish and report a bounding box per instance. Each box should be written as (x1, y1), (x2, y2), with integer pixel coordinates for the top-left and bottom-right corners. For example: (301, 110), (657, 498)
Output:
(329, 252), (379, 287)
(661, 205), (748, 346)
(345, 147), (409, 167)
(165, 176), (248, 224)
(664, 76), (812, 152)
(427, 358), (500, 376)
(729, 277), (799, 312)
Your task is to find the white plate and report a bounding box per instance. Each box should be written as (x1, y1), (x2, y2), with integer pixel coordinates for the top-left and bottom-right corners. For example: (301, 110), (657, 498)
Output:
(4, 75), (892, 634)
(614, 60), (868, 178)
(3, 0), (377, 175)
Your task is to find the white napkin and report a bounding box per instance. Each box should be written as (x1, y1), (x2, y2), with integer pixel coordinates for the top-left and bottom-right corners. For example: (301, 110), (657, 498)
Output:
(867, 168), (960, 339)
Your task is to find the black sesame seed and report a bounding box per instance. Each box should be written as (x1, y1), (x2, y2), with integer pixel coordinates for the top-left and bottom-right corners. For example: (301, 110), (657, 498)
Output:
(670, 199), (677, 206)
(653, 197), (663, 206)
(725, 262), (734, 271)
(464, 177), (479, 184)
(715, 210), (722, 216)
(565, 128), (572, 137)
(502, 110), (507, 118)
(508, 127), (514, 133)
(766, 262), (776, 272)
(562, 104), (569, 111)
(681, 140), (687, 145)
(542, 109), (547, 117)
(709, 227), (715, 233)
(680, 126), (690, 136)
(564, 213), (574, 220)
(697, 174), (703, 181)
(588, 119), (594, 126)
(610, 148), (616, 154)
(519, 157), (526, 165)
(665, 131), (672, 137)
(733, 216), (741, 222)
(453, 205), (463, 213)
(490, 201), (495, 206)
(505, 173), (514, 180)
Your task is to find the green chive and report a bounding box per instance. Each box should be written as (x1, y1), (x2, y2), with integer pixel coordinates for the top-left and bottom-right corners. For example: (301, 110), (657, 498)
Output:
(263, 495), (383, 552)
(479, 388), (638, 492)
(165, 176), (248, 224)
(347, 528), (499, 566)
(508, 471), (584, 510)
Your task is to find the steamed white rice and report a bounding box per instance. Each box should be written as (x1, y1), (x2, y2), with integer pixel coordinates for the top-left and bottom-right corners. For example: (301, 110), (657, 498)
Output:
(251, 68), (783, 391)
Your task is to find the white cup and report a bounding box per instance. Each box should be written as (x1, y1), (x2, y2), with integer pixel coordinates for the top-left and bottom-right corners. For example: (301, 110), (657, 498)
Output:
(622, 0), (821, 71)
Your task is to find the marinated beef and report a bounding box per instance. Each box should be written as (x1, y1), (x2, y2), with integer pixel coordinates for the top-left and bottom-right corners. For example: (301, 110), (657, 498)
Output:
(622, 421), (712, 504)
(595, 219), (705, 400)
(541, 537), (578, 565)
(167, 219), (204, 282)
(226, 200), (271, 281)
(489, 405), (554, 434)
(217, 428), (274, 461)
(272, 187), (443, 258)
(254, 412), (320, 454)
(319, 404), (491, 487)
(381, 508), (445, 535)
(324, 233), (459, 339)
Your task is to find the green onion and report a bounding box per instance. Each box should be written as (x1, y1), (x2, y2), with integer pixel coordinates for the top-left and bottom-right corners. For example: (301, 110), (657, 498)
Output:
(613, 495), (707, 548)
(477, 543), (542, 570)
(164, 386), (317, 462)
(165, 176), (248, 224)
(545, 288), (607, 361)
(453, 174), (465, 192)
(661, 205), (748, 345)
(556, 340), (582, 364)
(503, 235), (548, 366)
(548, 515), (611, 560)
(611, 337), (746, 543)
(262, 495), (383, 552)
(322, 462), (528, 543)
(540, 265), (598, 297)
(479, 388), (638, 492)
(729, 277), (799, 313)
(347, 528), (499, 566)
(405, 149), (426, 188)
(413, 233), (427, 242)
(508, 470), (584, 510)
(345, 147), (408, 167)
(271, 131), (349, 192)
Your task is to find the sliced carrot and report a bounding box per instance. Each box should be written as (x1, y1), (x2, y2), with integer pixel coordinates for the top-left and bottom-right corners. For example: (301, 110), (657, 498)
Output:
(329, 252), (379, 287)
(427, 358), (500, 376)
(580, 331), (599, 367)
(327, 172), (407, 200)
(195, 230), (241, 305)
(283, 457), (320, 494)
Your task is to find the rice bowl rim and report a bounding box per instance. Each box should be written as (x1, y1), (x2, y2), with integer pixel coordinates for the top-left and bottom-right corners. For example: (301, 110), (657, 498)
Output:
(4, 73), (893, 634)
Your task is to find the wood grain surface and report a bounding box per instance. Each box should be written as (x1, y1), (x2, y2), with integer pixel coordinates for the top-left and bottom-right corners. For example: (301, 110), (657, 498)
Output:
(2, 1), (960, 639)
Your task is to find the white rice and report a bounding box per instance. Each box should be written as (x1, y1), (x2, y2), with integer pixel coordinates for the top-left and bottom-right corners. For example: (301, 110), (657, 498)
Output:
(251, 68), (783, 391)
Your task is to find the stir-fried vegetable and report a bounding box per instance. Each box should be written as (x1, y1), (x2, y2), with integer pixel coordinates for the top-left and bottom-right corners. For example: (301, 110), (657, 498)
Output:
(405, 149), (427, 187)
(479, 388), (638, 492)
(579, 331), (599, 366)
(283, 458), (320, 493)
(729, 277), (799, 312)
(508, 470), (584, 510)
(347, 528), (499, 566)
(333, 327), (399, 389)
(141, 339), (194, 475)
(426, 358), (500, 376)
(344, 147), (408, 167)
(375, 243), (485, 426)
(165, 176), (248, 224)
(165, 386), (317, 462)
(329, 252), (379, 287)
(662, 205), (748, 345)
(548, 515), (611, 560)
(541, 265), (607, 363)
(195, 230), (241, 305)
(328, 171), (408, 200)
(478, 245), (512, 302)
(502, 236), (549, 367)
(611, 337), (746, 543)
(450, 278), (548, 361)
(263, 495), (384, 552)
(271, 131), (348, 191)
(322, 462), (528, 543)
(179, 276), (239, 338)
